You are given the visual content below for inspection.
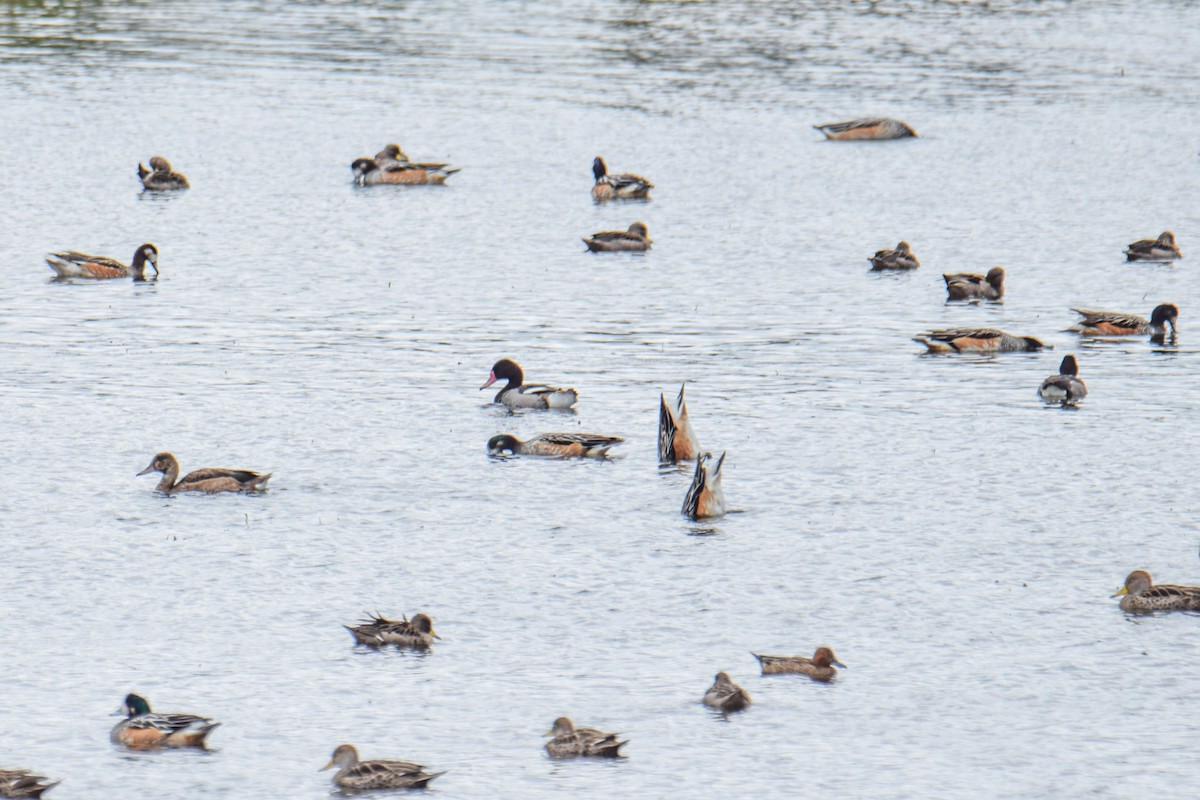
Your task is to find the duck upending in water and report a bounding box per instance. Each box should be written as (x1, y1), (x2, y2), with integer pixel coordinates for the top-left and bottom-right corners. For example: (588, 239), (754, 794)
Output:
(944, 267), (1004, 300)
(753, 647), (846, 682)
(1124, 231), (1181, 261)
(45, 244), (158, 280)
(351, 156), (459, 186)
(682, 451), (726, 520)
(544, 717), (628, 758)
(137, 452), (271, 494)
(591, 156), (653, 201)
(481, 359), (578, 409)
(487, 433), (623, 458)
(110, 694), (219, 750)
(913, 328), (1048, 353)
(583, 221), (651, 252)
(0, 770), (58, 798)
(137, 156), (189, 190)
(1039, 355), (1087, 405)
(658, 384), (701, 463)
(814, 118), (917, 141)
(1112, 570), (1200, 614)
(869, 241), (919, 270)
(344, 612), (439, 648)
(1069, 304), (1178, 337)
(321, 744), (444, 790)
(703, 672), (750, 712)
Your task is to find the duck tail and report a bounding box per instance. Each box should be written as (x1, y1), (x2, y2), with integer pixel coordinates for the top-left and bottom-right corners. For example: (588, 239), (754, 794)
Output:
(138, 162), (150, 181)
(242, 472), (272, 491)
(912, 336), (951, 354)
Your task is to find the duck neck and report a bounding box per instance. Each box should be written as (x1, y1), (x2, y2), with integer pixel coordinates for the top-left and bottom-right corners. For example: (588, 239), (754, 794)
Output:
(158, 462), (179, 492)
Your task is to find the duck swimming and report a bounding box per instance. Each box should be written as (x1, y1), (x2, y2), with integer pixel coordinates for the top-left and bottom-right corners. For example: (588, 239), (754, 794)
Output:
(544, 717), (627, 758)
(944, 267), (1004, 301)
(814, 118), (917, 141)
(0, 770), (58, 798)
(591, 156), (653, 201)
(683, 452), (726, 520)
(110, 694), (219, 750)
(344, 612), (438, 648)
(1124, 231), (1180, 261)
(351, 156), (459, 186)
(913, 328), (1048, 353)
(583, 221), (651, 252)
(753, 647), (846, 682)
(137, 452), (271, 494)
(487, 433), (623, 458)
(1112, 570), (1200, 613)
(702, 672), (750, 712)
(1069, 304), (1178, 337)
(321, 744), (444, 790)
(481, 359), (578, 409)
(868, 241), (919, 270)
(45, 244), (158, 280)
(1039, 355), (1087, 406)
(659, 384), (701, 463)
(137, 156), (189, 190)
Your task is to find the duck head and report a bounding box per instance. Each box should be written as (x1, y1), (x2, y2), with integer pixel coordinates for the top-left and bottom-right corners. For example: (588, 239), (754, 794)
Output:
(592, 156), (607, 182)
(487, 434), (521, 455)
(410, 612), (440, 639)
(628, 221), (650, 240)
(1150, 303), (1179, 331)
(546, 717), (575, 737)
(131, 243), (159, 277)
(812, 647), (846, 669)
(1059, 355), (1079, 376)
(137, 451), (179, 477)
(377, 143), (408, 162)
(114, 693), (151, 718)
(480, 359), (523, 390)
(1113, 570), (1152, 598)
(986, 267), (1005, 289)
(350, 158), (378, 182)
(148, 156), (172, 172)
(322, 743), (360, 771)
(1021, 337), (1049, 351)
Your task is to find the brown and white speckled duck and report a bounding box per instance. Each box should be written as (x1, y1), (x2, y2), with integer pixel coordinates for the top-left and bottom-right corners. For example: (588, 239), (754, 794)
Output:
(944, 267), (1004, 300)
(488, 433), (623, 458)
(913, 328), (1048, 353)
(702, 672), (750, 712)
(584, 222), (651, 252)
(1038, 355), (1087, 406)
(137, 156), (189, 190)
(814, 117), (917, 141)
(1124, 231), (1181, 261)
(45, 244), (158, 280)
(0, 770), (58, 798)
(351, 156), (459, 186)
(753, 647), (846, 682)
(137, 452), (271, 494)
(1069, 304), (1178, 337)
(1112, 570), (1200, 614)
(869, 241), (919, 270)
(321, 744), (444, 790)
(544, 717), (627, 758)
(591, 156), (653, 201)
(658, 384), (701, 463)
(683, 451), (726, 520)
(110, 694), (219, 750)
(481, 359), (578, 409)
(344, 612), (439, 648)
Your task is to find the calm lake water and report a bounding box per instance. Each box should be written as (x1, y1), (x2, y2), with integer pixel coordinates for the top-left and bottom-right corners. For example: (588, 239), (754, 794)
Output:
(1, 1), (1198, 797)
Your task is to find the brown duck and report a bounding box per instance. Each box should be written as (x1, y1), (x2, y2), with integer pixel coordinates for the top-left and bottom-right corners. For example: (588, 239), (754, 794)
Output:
(544, 717), (627, 758)
(344, 612), (439, 648)
(753, 647), (846, 682)
(583, 222), (651, 252)
(137, 452), (271, 494)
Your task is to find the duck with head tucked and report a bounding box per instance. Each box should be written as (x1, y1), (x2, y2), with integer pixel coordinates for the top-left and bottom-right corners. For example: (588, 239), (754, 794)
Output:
(1069, 304), (1178, 338)
(753, 647), (846, 682)
(544, 717), (627, 758)
(110, 693), (219, 750)
(488, 433), (623, 459)
(702, 672), (750, 713)
(322, 744), (444, 790)
(944, 267), (1004, 301)
(45, 244), (158, 280)
(584, 221), (651, 252)
(0, 769), (58, 798)
(137, 452), (271, 494)
(659, 384), (701, 463)
(1112, 570), (1200, 614)
(481, 359), (578, 409)
(344, 612), (439, 648)
(374, 143), (460, 175)
(913, 328), (1048, 354)
(683, 451), (726, 520)
(1124, 231), (1181, 261)
(351, 156), (459, 186)
(1039, 355), (1087, 406)
(137, 156), (189, 190)
(591, 156), (653, 201)
(869, 241), (919, 270)
(814, 117), (917, 141)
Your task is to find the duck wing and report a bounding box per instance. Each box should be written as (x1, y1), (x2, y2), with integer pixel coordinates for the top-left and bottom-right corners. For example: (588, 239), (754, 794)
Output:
(604, 172), (653, 190)
(178, 467), (263, 485)
(1143, 584), (1200, 606)
(925, 328), (1003, 342)
(1070, 309), (1147, 328)
(538, 433), (624, 449)
(128, 712), (214, 735)
(944, 272), (986, 287)
(589, 229), (645, 243)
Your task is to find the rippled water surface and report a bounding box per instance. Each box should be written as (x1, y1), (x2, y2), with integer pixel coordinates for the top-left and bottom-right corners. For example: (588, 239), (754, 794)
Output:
(2, 1), (1199, 797)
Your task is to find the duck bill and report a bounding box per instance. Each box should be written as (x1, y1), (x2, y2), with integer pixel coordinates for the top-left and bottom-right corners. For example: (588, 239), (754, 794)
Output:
(320, 759), (336, 772)
(833, 660), (847, 669)
(1111, 587), (1128, 598)
(430, 630), (442, 640)
(136, 462), (157, 476)
(111, 705), (128, 717)
(479, 371), (497, 390)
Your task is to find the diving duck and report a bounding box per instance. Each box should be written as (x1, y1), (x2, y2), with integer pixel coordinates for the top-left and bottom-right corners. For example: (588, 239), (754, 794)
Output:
(322, 744), (444, 790)
(702, 672), (750, 712)
(351, 156), (459, 186)
(1112, 570), (1200, 614)
(591, 156), (653, 201)
(868, 241), (919, 270)
(753, 647), (846, 682)
(45, 244), (158, 280)
(683, 451), (726, 520)
(1039, 355), (1087, 405)
(658, 384), (701, 463)
(488, 433), (623, 458)
(137, 452), (271, 494)
(137, 156), (189, 190)
(1069, 304), (1178, 337)
(583, 221), (651, 252)
(913, 328), (1048, 353)
(110, 693), (219, 750)
(481, 359), (578, 409)
(0, 770), (58, 798)
(944, 267), (1004, 300)
(544, 717), (627, 758)
(344, 612), (438, 648)
(1124, 231), (1181, 261)
(814, 117), (917, 140)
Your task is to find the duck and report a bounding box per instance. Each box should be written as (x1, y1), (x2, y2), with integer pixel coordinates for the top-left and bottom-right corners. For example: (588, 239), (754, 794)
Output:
(374, 143), (459, 174)
(583, 221), (651, 252)
(344, 612), (438, 648)
(913, 328), (1048, 353)
(137, 156), (189, 190)
(544, 717), (627, 758)
(1039, 355), (1087, 405)
(350, 156), (459, 186)
(702, 672), (750, 712)
(944, 267), (1004, 300)
(110, 693), (219, 750)
(321, 744), (444, 790)
(45, 243), (158, 280)
(591, 156), (653, 201)
(753, 647), (846, 682)
(814, 117), (917, 140)
(137, 452), (271, 494)
(481, 359), (578, 409)
(487, 433), (623, 458)
(659, 384), (701, 463)
(0, 770), (58, 798)
(682, 451), (726, 520)
(868, 241), (919, 270)
(1124, 231), (1181, 261)
(1069, 304), (1178, 337)
(1112, 570), (1200, 614)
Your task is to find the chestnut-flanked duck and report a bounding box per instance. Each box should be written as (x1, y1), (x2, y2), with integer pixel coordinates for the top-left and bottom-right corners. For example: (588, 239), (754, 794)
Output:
(488, 433), (623, 458)
(591, 156), (653, 201)
(137, 452), (271, 494)
(869, 241), (919, 270)
(110, 694), (219, 750)
(544, 717), (627, 758)
(351, 156), (459, 186)
(683, 451), (726, 520)
(913, 328), (1048, 353)
(481, 359), (578, 409)
(814, 117), (917, 140)
(1112, 570), (1200, 613)
(659, 384), (701, 463)
(753, 647), (846, 682)
(321, 744), (444, 790)
(702, 672), (750, 712)
(344, 612), (438, 648)
(137, 156), (189, 190)
(944, 267), (1004, 300)
(1069, 304), (1178, 337)
(1039, 355), (1087, 405)
(583, 222), (651, 252)
(1124, 231), (1180, 261)
(45, 244), (158, 280)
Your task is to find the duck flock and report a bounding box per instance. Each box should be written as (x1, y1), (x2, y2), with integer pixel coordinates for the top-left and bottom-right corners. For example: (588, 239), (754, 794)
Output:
(8, 115), (1194, 797)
